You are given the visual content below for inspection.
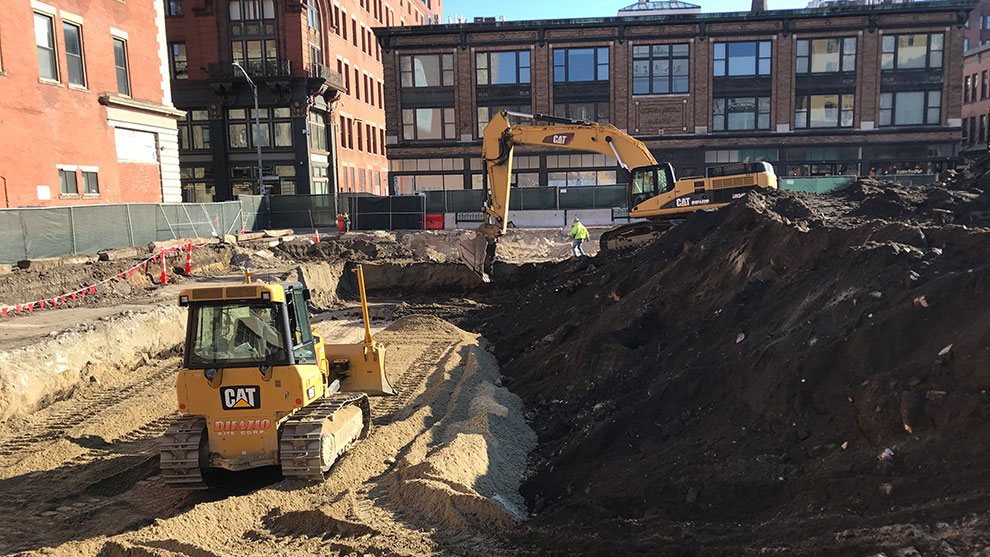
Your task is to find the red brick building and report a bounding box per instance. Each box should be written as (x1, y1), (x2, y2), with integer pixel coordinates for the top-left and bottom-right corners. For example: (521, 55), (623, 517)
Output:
(376, 1), (973, 193)
(964, 0), (990, 51)
(164, 0), (440, 202)
(961, 43), (990, 155)
(0, 0), (184, 208)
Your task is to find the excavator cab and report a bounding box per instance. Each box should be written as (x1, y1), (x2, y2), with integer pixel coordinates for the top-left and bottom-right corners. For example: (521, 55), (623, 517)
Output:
(629, 163), (676, 211)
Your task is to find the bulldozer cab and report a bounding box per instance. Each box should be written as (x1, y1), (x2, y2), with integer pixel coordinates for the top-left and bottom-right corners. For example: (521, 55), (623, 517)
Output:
(180, 283), (315, 370)
(629, 163), (676, 210)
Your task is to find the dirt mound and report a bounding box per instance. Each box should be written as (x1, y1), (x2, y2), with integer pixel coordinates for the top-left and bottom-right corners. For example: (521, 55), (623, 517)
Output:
(482, 169), (990, 553)
(264, 508), (378, 538)
(276, 232), (414, 263)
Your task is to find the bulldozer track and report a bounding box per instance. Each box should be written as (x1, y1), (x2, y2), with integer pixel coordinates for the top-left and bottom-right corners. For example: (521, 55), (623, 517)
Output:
(371, 340), (456, 425)
(0, 360), (180, 458)
(160, 416), (209, 489)
(279, 393), (371, 481)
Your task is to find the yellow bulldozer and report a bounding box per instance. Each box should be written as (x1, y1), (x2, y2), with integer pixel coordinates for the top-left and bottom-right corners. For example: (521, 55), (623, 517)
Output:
(160, 266), (394, 487)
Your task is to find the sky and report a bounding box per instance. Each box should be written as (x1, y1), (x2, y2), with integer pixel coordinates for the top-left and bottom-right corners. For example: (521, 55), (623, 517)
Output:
(440, 0), (810, 22)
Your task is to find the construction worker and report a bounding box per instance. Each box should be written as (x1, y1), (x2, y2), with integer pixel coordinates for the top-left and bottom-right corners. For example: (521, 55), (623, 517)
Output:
(343, 213), (351, 233)
(567, 217), (589, 257)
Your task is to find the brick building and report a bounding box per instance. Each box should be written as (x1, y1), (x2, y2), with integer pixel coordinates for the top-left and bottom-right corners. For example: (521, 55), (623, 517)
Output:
(0, 0), (184, 208)
(964, 0), (990, 51)
(961, 43), (990, 155)
(375, 1), (973, 196)
(165, 0), (440, 202)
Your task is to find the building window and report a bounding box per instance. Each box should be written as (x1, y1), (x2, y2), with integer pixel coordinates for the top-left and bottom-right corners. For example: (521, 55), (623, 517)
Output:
(965, 75), (972, 103)
(878, 91), (941, 126)
(881, 33), (943, 70)
(231, 39), (277, 75)
(401, 108), (455, 140)
(972, 73), (979, 102)
(113, 38), (130, 96)
(63, 22), (85, 87)
(712, 97), (770, 131)
(35, 13), (58, 81)
(983, 70), (988, 99)
(553, 102), (609, 123)
(963, 117), (969, 141)
(476, 51), (531, 85)
(794, 94), (854, 129)
(229, 0), (275, 20)
(632, 44), (689, 95)
(477, 105), (528, 136)
(553, 47), (609, 82)
(166, 0), (183, 16)
(82, 171), (99, 195)
(181, 167), (216, 202)
(309, 111), (327, 151)
(169, 42), (187, 80)
(713, 41), (771, 77)
(59, 169), (77, 195)
(178, 109), (211, 151)
(796, 37), (856, 73)
(982, 115), (987, 144)
(400, 54), (453, 87)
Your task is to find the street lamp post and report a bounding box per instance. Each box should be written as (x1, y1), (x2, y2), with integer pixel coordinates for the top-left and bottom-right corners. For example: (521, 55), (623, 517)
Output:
(232, 61), (264, 196)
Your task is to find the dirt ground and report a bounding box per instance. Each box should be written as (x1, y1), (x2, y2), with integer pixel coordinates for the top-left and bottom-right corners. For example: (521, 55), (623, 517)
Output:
(0, 314), (533, 556)
(5, 164), (990, 555)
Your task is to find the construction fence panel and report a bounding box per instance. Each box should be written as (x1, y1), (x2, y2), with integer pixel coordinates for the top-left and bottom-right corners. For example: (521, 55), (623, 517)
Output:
(445, 190), (485, 213)
(0, 200), (259, 264)
(71, 205), (133, 256)
(349, 195), (425, 231)
(268, 194), (337, 229)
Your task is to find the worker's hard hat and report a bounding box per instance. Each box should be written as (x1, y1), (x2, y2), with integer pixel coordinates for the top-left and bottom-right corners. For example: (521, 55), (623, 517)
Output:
(573, 217), (580, 222)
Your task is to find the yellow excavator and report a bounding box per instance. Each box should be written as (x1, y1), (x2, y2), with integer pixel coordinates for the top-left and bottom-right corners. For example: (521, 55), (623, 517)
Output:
(460, 111), (777, 280)
(160, 266), (395, 487)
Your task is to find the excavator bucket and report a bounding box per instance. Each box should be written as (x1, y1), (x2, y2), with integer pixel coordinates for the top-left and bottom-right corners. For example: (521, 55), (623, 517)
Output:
(325, 341), (396, 396)
(458, 234), (491, 282)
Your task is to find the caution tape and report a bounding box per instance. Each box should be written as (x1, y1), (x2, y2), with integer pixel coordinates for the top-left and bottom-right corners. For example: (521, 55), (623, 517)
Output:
(0, 241), (212, 318)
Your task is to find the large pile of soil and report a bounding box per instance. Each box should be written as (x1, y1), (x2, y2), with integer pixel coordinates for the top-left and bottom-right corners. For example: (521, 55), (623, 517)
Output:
(483, 166), (990, 553)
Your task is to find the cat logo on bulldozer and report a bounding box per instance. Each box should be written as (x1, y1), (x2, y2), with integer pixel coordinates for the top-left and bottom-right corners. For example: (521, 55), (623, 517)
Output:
(221, 386), (260, 410)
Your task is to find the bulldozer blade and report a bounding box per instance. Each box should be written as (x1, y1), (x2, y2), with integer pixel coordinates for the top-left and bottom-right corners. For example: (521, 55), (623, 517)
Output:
(325, 342), (397, 396)
(458, 234), (491, 282)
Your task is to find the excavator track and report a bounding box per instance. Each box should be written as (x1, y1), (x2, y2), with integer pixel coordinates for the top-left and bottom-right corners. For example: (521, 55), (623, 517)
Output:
(600, 219), (679, 252)
(279, 393), (372, 481)
(160, 416), (209, 489)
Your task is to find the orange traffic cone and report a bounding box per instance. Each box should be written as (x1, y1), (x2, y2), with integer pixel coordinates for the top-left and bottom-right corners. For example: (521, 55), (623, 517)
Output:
(314, 228), (321, 243)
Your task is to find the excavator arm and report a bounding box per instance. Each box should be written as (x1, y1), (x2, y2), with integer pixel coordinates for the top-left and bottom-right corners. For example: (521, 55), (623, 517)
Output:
(460, 111), (670, 281)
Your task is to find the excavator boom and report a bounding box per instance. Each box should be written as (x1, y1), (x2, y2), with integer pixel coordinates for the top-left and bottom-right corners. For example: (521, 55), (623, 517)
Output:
(461, 111), (674, 280)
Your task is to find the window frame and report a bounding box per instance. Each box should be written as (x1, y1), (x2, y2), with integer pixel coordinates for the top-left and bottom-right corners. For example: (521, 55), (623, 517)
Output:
(169, 42), (188, 80)
(63, 21), (86, 87)
(35, 13), (59, 82)
(713, 41), (771, 77)
(553, 101), (610, 124)
(632, 43), (690, 95)
(878, 90), (941, 127)
(166, 0), (183, 16)
(794, 93), (854, 129)
(399, 54), (454, 88)
(796, 37), (856, 74)
(712, 96), (771, 131)
(477, 104), (529, 137)
(58, 168), (78, 196)
(401, 107), (456, 141)
(880, 33), (944, 71)
(475, 50), (531, 86)
(228, 0), (275, 21)
(82, 170), (99, 195)
(552, 47), (610, 83)
(178, 109), (212, 152)
(113, 37), (130, 96)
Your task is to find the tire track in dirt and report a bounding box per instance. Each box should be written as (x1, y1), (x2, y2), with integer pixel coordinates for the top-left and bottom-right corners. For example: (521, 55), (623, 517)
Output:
(0, 357), (190, 555)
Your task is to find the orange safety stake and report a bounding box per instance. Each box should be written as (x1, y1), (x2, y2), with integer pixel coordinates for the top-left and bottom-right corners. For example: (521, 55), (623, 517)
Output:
(160, 250), (168, 285)
(184, 243), (192, 275)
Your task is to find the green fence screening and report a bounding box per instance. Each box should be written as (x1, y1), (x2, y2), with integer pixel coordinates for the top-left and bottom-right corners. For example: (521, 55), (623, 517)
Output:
(0, 198), (267, 264)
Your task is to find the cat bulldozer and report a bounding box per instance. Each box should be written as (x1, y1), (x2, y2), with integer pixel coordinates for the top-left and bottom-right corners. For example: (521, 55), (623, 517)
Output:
(161, 266), (395, 487)
(460, 110), (777, 281)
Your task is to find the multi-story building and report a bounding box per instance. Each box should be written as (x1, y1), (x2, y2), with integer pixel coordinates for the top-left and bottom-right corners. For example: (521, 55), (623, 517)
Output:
(0, 0), (184, 208)
(165, 0), (441, 202)
(327, 0), (442, 197)
(376, 1), (972, 195)
(961, 43), (990, 155)
(964, 0), (990, 51)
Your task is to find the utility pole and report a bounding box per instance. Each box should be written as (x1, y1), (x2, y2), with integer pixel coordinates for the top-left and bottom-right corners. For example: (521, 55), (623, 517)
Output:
(232, 62), (265, 196)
